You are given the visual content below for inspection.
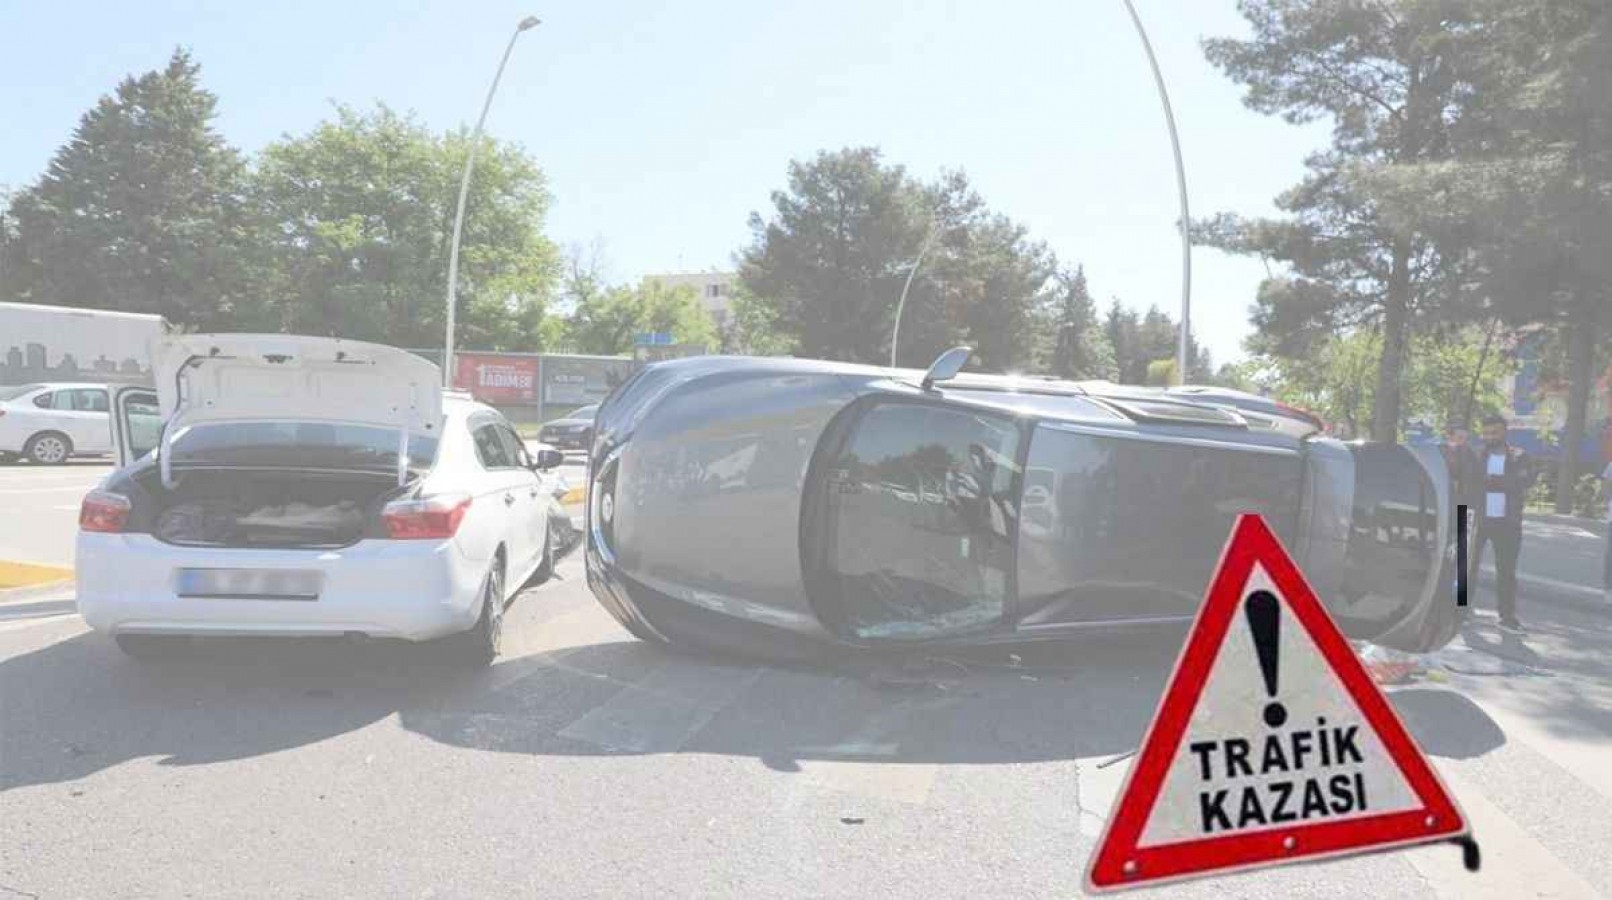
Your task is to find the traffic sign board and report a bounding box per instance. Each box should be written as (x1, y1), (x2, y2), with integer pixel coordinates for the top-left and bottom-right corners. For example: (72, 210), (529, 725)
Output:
(1085, 514), (1470, 892)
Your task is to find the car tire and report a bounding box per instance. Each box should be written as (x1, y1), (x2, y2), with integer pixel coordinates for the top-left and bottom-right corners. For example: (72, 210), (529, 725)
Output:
(114, 634), (191, 661)
(24, 431), (72, 465)
(452, 561), (505, 667)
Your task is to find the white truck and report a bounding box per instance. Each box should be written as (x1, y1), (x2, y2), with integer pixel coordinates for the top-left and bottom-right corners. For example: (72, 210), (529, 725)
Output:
(0, 301), (166, 389)
(0, 302), (166, 462)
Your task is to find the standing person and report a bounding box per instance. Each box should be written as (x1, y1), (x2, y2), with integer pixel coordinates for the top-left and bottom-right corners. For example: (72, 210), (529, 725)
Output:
(1467, 415), (1534, 633)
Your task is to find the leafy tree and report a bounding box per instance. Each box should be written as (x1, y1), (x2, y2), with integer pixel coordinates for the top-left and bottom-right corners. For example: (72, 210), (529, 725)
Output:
(253, 104), (560, 351)
(738, 148), (1054, 370)
(566, 281), (717, 356)
(1239, 327), (1514, 439)
(1104, 300), (1207, 384)
(1201, 1), (1476, 442)
(1, 49), (256, 327)
(1044, 266), (1116, 380)
(1365, 0), (1612, 506)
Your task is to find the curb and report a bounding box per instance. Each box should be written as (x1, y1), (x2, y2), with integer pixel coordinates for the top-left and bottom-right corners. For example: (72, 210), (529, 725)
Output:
(0, 559), (75, 592)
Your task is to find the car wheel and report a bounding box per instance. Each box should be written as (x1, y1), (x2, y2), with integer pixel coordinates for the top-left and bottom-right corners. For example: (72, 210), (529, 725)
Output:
(454, 562), (505, 667)
(114, 634), (191, 661)
(24, 432), (72, 465)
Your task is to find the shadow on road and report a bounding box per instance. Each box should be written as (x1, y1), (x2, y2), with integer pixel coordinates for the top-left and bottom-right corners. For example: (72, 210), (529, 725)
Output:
(1, 606), (1518, 795)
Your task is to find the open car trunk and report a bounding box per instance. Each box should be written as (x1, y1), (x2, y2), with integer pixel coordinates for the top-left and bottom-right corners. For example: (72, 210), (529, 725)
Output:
(135, 469), (412, 549)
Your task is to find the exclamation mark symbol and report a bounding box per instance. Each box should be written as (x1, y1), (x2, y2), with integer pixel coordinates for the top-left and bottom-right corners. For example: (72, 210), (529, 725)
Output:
(1245, 590), (1287, 728)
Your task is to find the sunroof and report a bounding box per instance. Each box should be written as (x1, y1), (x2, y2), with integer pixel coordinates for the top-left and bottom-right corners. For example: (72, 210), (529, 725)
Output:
(1100, 398), (1249, 427)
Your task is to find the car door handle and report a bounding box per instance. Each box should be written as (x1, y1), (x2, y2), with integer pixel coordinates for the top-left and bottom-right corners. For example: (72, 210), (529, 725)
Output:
(504, 494), (516, 506)
(529, 488), (540, 498)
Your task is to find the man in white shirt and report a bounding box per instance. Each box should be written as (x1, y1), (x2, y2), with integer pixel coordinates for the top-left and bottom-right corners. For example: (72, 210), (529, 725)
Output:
(1467, 415), (1534, 633)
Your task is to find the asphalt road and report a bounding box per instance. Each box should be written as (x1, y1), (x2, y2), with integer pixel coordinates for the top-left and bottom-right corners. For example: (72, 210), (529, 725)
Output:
(2, 461), (1611, 898)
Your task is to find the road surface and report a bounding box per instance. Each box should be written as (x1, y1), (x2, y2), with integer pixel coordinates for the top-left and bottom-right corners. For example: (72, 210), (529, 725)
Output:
(2, 460), (1610, 898)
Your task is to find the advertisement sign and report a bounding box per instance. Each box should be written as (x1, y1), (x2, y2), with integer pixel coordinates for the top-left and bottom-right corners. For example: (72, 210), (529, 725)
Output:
(542, 355), (636, 407)
(455, 353), (538, 404)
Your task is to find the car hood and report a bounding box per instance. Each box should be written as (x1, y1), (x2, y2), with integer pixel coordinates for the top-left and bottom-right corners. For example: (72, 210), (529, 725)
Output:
(153, 334), (442, 437)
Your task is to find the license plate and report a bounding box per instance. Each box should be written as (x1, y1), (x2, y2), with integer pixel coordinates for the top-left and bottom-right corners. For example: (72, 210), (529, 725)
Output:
(176, 568), (323, 601)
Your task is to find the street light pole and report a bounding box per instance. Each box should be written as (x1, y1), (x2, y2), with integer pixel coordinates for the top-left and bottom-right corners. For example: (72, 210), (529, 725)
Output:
(443, 15), (541, 387)
(890, 219), (942, 369)
(1119, 0), (1192, 385)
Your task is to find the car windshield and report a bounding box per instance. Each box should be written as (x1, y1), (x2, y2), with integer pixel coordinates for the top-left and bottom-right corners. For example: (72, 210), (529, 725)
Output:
(167, 421), (439, 470)
(0, 383), (45, 402)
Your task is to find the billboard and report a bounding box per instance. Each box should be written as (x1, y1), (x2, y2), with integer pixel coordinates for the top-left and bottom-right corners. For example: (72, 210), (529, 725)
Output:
(542, 355), (636, 407)
(454, 353), (539, 404)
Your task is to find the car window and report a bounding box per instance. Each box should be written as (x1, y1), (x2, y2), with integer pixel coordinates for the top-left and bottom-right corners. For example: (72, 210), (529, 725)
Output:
(495, 423), (530, 468)
(811, 401), (1022, 641)
(167, 421), (439, 469)
(472, 422), (514, 469)
(32, 391), (55, 409)
(70, 388), (109, 412)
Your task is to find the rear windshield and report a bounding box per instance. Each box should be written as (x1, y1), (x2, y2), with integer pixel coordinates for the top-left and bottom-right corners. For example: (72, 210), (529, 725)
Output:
(168, 421), (439, 471)
(0, 384), (45, 402)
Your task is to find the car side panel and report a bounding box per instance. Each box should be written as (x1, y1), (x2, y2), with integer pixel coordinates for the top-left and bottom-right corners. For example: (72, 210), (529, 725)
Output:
(609, 370), (857, 636)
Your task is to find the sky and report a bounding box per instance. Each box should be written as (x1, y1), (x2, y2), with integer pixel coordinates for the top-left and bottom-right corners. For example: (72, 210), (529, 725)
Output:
(0, 0), (1331, 365)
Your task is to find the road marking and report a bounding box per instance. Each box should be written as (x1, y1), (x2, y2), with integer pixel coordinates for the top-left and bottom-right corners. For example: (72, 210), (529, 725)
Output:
(1400, 764), (1601, 899)
(557, 661), (763, 753)
(0, 611), (79, 632)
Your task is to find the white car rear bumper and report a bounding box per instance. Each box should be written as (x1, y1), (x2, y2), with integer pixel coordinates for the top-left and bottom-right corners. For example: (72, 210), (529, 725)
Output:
(75, 533), (487, 641)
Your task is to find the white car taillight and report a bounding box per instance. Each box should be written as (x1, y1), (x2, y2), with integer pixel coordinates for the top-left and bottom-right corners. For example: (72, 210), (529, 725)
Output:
(382, 493), (473, 540)
(79, 490), (132, 533)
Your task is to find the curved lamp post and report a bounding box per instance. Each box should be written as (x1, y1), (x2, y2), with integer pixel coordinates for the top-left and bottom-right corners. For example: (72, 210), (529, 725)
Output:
(1120, 0), (1191, 385)
(443, 15), (541, 387)
(889, 219), (943, 369)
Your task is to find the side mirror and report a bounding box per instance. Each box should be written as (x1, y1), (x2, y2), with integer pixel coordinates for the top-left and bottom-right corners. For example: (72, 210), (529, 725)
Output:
(533, 448), (564, 471)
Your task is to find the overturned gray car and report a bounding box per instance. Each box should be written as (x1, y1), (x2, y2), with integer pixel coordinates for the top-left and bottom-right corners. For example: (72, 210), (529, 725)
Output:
(584, 352), (1460, 661)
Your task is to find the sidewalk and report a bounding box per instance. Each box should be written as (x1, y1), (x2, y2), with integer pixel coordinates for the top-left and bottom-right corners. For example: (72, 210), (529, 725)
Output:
(1525, 510), (1606, 536)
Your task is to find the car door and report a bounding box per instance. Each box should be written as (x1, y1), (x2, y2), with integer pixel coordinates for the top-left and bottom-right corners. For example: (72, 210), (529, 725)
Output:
(52, 388), (111, 454)
(494, 421), (548, 577)
(110, 386), (162, 468)
(468, 416), (536, 581)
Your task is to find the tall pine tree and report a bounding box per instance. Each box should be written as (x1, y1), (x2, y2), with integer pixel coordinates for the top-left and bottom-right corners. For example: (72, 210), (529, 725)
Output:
(2, 50), (254, 327)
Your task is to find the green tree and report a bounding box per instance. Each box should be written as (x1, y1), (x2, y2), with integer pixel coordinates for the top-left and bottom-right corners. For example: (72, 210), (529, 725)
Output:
(1045, 266), (1116, 380)
(566, 281), (717, 356)
(1363, 0), (1612, 506)
(738, 149), (1054, 370)
(1202, 1), (1475, 442)
(2, 49), (256, 327)
(253, 104), (560, 351)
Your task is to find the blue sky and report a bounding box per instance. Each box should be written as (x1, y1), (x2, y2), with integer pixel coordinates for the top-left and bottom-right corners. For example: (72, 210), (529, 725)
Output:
(0, 0), (1329, 365)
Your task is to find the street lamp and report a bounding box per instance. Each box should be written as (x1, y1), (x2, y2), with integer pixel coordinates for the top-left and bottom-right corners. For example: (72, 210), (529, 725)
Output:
(443, 15), (541, 387)
(889, 219), (943, 369)
(1119, 0), (1192, 386)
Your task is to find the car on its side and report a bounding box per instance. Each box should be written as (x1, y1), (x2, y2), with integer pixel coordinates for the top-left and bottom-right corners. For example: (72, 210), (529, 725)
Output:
(583, 351), (1461, 662)
(0, 381), (115, 463)
(538, 404), (599, 452)
(76, 334), (568, 665)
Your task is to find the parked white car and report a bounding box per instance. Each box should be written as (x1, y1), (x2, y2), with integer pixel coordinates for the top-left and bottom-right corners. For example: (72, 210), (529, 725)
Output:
(0, 382), (115, 463)
(76, 334), (567, 665)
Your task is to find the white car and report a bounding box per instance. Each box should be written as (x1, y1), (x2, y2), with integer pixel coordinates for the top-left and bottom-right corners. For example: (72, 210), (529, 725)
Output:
(76, 334), (567, 665)
(0, 381), (115, 463)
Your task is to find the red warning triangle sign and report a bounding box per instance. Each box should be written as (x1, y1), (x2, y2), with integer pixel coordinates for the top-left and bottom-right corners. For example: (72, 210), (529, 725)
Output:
(1085, 514), (1468, 892)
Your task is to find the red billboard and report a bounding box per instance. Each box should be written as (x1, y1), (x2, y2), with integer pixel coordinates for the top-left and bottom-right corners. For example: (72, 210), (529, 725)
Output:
(454, 353), (538, 404)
